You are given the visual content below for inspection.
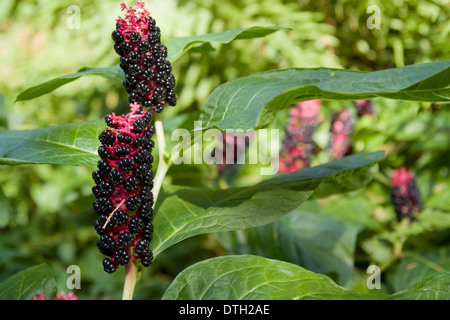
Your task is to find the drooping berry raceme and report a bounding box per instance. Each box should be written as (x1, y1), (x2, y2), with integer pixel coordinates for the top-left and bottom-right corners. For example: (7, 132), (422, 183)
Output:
(278, 100), (321, 173)
(328, 108), (353, 160)
(113, 2), (176, 113)
(352, 99), (374, 118)
(390, 167), (423, 221)
(93, 102), (155, 273)
(92, 2), (177, 274)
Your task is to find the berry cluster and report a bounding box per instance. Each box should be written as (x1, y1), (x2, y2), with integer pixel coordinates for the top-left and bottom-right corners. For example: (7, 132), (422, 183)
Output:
(390, 167), (423, 221)
(352, 99), (374, 118)
(328, 109), (353, 160)
(92, 2), (176, 273)
(93, 103), (155, 273)
(113, 2), (176, 113)
(279, 100), (321, 173)
(217, 132), (254, 175)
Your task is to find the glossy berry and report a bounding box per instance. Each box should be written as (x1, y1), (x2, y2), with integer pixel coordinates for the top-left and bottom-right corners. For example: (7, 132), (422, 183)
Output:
(118, 157), (136, 171)
(126, 195), (142, 211)
(140, 252), (153, 267)
(134, 239), (149, 256)
(117, 133), (132, 144)
(113, 248), (131, 265)
(98, 145), (111, 160)
(97, 159), (112, 174)
(128, 216), (143, 234)
(117, 231), (134, 246)
(124, 176), (140, 192)
(99, 129), (116, 146)
(103, 258), (117, 274)
(108, 169), (125, 185)
(141, 222), (154, 241)
(111, 210), (129, 226)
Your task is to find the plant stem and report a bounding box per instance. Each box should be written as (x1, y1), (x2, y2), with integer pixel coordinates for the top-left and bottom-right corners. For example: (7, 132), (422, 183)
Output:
(121, 113), (170, 300)
(122, 261), (139, 300)
(152, 113), (170, 206)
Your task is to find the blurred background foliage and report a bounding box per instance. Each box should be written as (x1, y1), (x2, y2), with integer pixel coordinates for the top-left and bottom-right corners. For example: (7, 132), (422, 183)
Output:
(0, 0), (449, 299)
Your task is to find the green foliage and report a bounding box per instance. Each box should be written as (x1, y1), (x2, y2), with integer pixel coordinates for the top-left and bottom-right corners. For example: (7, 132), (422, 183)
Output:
(162, 255), (450, 300)
(0, 0), (448, 301)
(152, 152), (382, 256)
(0, 264), (57, 300)
(199, 61), (450, 131)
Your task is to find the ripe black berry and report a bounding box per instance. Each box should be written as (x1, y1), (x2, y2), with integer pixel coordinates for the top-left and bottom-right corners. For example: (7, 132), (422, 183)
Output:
(124, 176), (140, 192)
(97, 159), (112, 174)
(112, 30), (124, 43)
(140, 253), (153, 267)
(166, 88), (177, 106)
(128, 216), (143, 234)
(103, 258), (117, 274)
(115, 145), (131, 157)
(134, 164), (151, 180)
(113, 248), (131, 265)
(139, 185), (153, 203)
(99, 129), (116, 146)
(141, 222), (154, 241)
(111, 210), (129, 226)
(126, 195), (142, 211)
(138, 202), (153, 219)
(92, 170), (103, 184)
(118, 157), (136, 171)
(134, 149), (152, 164)
(129, 32), (141, 43)
(138, 40), (151, 53)
(117, 133), (132, 144)
(98, 145), (111, 159)
(108, 169), (125, 185)
(134, 239), (149, 256)
(117, 231), (134, 246)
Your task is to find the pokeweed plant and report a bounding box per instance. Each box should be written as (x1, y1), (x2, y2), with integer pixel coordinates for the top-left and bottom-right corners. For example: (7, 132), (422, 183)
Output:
(1, 1), (450, 301)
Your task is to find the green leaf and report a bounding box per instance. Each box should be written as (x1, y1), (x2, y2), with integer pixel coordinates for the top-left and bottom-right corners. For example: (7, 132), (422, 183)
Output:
(151, 151), (383, 256)
(390, 271), (450, 300)
(15, 66), (124, 102)
(215, 206), (362, 285)
(15, 26), (285, 102)
(0, 119), (105, 166)
(0, 264), (57, 300)
(162, 255), (369, 300)
(387, 246), (450, 292)
(165, 26), (287, 62)
(199, 60), (450, 130)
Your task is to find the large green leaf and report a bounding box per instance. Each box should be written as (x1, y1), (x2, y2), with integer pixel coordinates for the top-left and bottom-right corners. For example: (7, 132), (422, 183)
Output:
(162, 255), (450, 300)
(0, 119), (104, 166)
(15, 26), (285, 102)
(0, 264), (57, 300)
(15, 66), (124, 102)
(215, 204), (362, 285)
(199, 60), (450, 130)
(161, 255), (369, 300)
(387, 246), (450, 292)
(391, 271), (450, 300)
(151, 151), (383, 256)
(165, 26), (287, 62)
